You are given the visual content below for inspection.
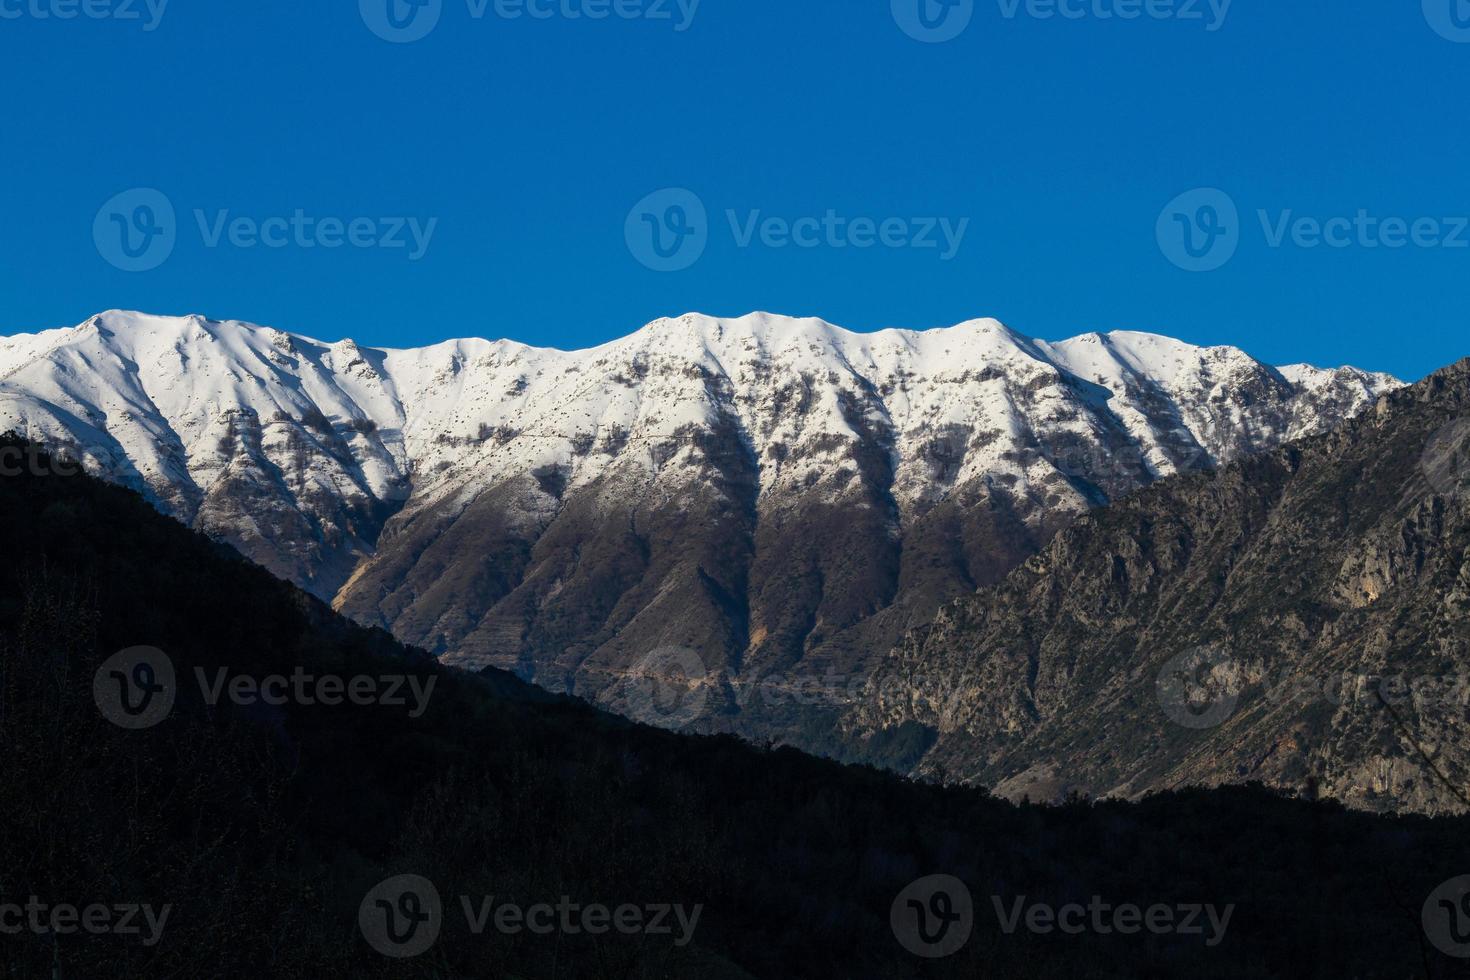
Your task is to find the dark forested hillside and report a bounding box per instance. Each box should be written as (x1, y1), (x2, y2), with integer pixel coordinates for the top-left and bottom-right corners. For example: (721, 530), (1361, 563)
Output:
(1, 434), (1467, 978)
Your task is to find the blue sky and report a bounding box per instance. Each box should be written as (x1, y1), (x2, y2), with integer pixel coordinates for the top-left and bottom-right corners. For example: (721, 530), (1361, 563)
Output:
(1, 0), (1466, 379)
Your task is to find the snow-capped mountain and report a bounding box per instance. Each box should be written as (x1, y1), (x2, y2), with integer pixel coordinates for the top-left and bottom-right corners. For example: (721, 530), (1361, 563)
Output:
(0, 310), (1399, 737)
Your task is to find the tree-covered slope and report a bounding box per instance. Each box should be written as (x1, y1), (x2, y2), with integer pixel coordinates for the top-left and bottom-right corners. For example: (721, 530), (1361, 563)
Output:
(1, 435), (1465, 978)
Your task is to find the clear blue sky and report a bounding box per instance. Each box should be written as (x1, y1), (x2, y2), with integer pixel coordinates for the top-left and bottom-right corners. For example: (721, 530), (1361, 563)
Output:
(1, 0), (1466, 379)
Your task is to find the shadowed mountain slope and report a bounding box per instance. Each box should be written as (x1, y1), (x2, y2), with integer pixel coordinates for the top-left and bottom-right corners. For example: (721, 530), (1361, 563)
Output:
(844, 359), (1470, 815)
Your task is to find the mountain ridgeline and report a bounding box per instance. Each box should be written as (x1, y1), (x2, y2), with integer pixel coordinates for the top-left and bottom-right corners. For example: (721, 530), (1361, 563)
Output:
(0, 311), (1398, 751)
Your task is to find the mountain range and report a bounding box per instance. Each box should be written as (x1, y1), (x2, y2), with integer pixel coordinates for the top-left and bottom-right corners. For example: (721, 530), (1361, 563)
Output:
(0, 310), (1401, 752)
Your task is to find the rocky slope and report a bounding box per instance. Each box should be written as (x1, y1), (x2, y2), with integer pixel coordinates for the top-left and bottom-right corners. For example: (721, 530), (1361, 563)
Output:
(0, 310), (1398, 741)
(842, 360), (1470, 814)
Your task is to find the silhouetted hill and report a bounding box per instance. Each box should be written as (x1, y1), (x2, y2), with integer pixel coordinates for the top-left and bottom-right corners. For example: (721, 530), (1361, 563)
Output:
(1, 434), (1466, 978)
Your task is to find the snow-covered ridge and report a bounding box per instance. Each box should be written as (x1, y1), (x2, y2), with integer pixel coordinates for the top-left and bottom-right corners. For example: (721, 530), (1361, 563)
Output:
(0, 310), (1401, 600)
